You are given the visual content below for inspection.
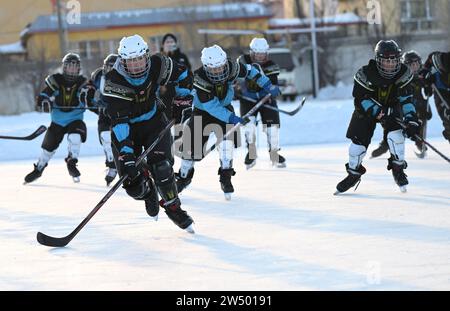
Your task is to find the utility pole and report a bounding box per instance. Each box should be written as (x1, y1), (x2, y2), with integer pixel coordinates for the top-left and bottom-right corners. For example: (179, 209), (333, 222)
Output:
(56, 0), (68, 57)
(309, 0), (320, 98)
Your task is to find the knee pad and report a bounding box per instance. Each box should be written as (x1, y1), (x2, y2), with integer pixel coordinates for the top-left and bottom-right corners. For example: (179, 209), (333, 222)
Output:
(67, 133), (82, 158)
(348, 143), (366, 170)
(99, 131), (114, 162)
(387, 129), (405, 162)
(265, 125), (280, 151)
(152, 160), (178, 202)
(179, 159), (195, 178)
(217, 140), (234, 169)
(244, 116), (257, 144)
(37, 149), (56, 170)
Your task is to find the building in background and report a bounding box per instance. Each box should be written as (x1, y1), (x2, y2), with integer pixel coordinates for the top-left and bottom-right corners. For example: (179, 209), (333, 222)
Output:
(21, 2), (272, 61)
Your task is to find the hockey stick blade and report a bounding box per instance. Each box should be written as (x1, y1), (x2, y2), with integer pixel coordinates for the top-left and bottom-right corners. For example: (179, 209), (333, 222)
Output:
(263, 97), (306, 116)
(0, 125), (47, 140)
(37, 120), (175, 247)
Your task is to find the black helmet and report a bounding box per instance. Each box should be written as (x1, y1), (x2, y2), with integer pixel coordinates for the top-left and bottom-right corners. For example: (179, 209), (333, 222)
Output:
(374, 40), (401, 79)
(103, 53), (118, 75)
(62, 52), (81, 82)
(402, 50), (422, 65)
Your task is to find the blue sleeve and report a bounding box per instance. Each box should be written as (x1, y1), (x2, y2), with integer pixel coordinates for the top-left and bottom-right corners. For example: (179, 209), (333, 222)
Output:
(246, 65), (271, 89)
(193, 95), (233, 123)
(174, 69), (192, 97)
(112, 123), (133, 154)
(361, 99), (380, 117)
(399, 94), (416, 118)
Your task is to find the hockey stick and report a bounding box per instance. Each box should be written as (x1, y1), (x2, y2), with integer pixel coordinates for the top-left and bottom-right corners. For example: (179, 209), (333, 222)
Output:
(36, 119), (176, 247)
(394, 118), (450, 164)
(262, 97), (306, 116)
(0, 125), (47, 141)
(203, 94), (272, 158)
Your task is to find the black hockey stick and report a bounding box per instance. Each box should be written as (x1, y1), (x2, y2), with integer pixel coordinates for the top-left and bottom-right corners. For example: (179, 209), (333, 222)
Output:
(0, 125), (47, 141)
(203, 94), (272, 158)
(262, 97), (306, 116)
(36, 119), (175, 247)
(394, 118), (450, 164)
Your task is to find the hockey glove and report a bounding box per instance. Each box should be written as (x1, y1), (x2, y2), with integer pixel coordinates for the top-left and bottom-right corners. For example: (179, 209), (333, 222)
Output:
(404, 116), (421, 141)
(119, 153), (140, 182)
(229, 114), (249, 125)
(262, 80), (281, 98)
(36, 95), (52, 113)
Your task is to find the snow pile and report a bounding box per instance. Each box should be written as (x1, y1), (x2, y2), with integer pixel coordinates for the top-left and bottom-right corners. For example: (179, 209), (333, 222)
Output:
(316, 81), (353, 100)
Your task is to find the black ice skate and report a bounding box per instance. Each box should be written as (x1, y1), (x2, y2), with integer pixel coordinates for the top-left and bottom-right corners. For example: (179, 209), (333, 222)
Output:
(334, 163), (366, 195)
(244, 143), (257, 170)
(160, 198), (194, 233)
(24, 163), (47, 184)
(65, 156), (80, 183)
(218, 167), (236, 201)
(175, 167), (194, 194)
(370, 140), (389, 158)
(269, 149), (286, 168)
(105, 161), (117, 186)
(388, 158), (408, 193)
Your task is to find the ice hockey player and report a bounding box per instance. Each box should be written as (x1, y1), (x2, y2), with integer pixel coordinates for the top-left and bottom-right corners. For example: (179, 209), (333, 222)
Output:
(176, 44), (281, 200)
(422, 51), (450, 144)
(80, 54), (119, 186)
(158, 33), (193, 147)
(371, 50), (432, 158)
(237, 37), (285, 169)
(24, 53), (88, 184)
(102, 34), (194, 232)
(335, 40), (419, 194)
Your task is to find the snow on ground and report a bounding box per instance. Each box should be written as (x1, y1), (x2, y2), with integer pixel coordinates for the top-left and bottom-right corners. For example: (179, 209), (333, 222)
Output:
(0, 95), (447, 161)
(0, 95), (449, 290)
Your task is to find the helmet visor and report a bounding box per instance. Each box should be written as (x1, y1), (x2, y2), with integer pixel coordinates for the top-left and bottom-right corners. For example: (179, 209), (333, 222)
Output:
(376, 56), (400, 79)
(121, 54), (149, 78)
(204, 62), (229, 83)
(251, 51), (268, 63)
(63, 62), (80, 81)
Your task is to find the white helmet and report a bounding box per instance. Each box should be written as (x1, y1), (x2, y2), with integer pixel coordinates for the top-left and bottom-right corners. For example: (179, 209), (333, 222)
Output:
(201, 45), (229, 83)
(118, 34), (150, 78)
(249, 38), (269, 63)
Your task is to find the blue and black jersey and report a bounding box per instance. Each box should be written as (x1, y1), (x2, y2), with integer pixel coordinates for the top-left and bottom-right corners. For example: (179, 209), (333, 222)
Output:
(102, 53), (192, 155)
(38, 73), (87, 127)
(192, 59), (274, 123)
(237, 54), (280, 102)
(352, 60), (416, 120)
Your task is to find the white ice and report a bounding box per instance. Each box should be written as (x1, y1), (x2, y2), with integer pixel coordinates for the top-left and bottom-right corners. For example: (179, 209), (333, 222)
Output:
(0, 96), (449, 290)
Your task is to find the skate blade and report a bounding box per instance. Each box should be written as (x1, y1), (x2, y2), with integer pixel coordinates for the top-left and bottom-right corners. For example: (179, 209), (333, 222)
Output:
(333, 190), (341, 196)
(184, 224), (195, 234)
(414, 151), (426, 159)
(399, 186), (407, 193)
(150, 215), (158, 222)
(246, 161), (256, 170)
(224, 193), (232, 201)
(72, 177), (80, 183)
(272, 162), (286, 168)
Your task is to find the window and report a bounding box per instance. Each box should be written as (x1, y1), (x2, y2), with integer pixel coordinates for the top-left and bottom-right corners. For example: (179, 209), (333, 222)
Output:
(400, 0), (437, 32)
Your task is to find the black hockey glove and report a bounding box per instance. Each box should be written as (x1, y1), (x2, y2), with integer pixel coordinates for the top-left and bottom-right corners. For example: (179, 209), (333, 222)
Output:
(119, 153), (140, 182)
(36, 95), (52, 113)
(404, 116), (421, 141)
